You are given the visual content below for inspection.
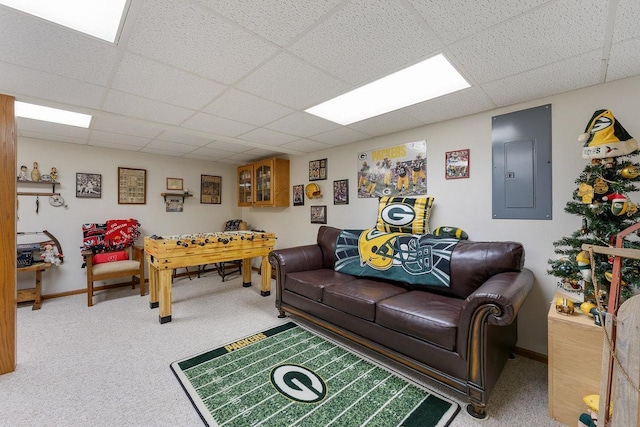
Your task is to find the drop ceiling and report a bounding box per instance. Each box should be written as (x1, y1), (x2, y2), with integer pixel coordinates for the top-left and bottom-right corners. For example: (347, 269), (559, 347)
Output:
(1, 0), (639, 164)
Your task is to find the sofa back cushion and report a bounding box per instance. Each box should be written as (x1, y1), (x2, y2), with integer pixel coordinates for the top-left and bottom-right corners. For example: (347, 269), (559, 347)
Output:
(448, 240), (525, 298)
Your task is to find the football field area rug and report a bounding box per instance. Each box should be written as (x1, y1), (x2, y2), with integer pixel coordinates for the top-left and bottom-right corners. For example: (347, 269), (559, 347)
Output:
(171, 322), (459, 426)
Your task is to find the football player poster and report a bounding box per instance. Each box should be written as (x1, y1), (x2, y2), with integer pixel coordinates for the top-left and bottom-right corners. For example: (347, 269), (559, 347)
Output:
(357, 140), (427, 198)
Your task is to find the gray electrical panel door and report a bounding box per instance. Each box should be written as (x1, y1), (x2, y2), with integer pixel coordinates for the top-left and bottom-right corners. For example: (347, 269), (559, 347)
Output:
(492, 104), (552, 220)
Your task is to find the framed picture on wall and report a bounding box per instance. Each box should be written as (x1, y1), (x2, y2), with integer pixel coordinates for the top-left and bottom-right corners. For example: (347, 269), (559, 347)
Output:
(310, 205), (327, 224)
(309, 158), (327, 181)
(76, 172), (102, 198)
(201, 175), (221, 204)
(333, 179), (348, 205)
(445, 149), (470, 179)
(293, 184), (304, 206)
(118, 167), (146, 204)
(166, 177), (183, 191)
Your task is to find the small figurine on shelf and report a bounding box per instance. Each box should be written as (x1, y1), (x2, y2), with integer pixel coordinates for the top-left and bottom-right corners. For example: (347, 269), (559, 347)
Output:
(31, 161), (41, 182)
(50, 167), (58, 182)
(40, 244), (63, 266)
(18, 165), (29, 181)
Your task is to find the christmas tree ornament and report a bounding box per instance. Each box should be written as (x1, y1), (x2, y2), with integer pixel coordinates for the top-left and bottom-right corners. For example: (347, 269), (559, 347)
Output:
(579, 109), (638, 159)
(555, 298), (575, 315)
(581, 218), (589, 234)
(621, 165), (640, 179)
(577, 183), (594, 204)
(593, 177), (609, 194)
(604, 271), (627, 285)
(626, 202), (638, 216)
(610, 194), (628, 215)
(576, 250), (592, 281)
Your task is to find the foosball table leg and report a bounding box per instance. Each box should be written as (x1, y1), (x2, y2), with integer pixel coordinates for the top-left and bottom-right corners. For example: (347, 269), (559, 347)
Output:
(242, 258), (252, 288)
(260, 255), (271, 297)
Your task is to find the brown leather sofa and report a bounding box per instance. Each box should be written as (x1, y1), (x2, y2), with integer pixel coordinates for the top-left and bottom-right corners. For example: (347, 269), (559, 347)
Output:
(269, 226), (534, 419)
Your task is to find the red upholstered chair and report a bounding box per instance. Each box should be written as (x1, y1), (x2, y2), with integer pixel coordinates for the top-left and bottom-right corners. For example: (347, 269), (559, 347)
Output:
(82, 219), (145, 306)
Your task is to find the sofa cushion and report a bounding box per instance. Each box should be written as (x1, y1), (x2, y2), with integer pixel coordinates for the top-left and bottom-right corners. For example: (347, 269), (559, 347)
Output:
(376, 291), (464, 351)
(375, 196), (434, 234)
(285, 269), (356, 302)
(323, 279), (407, 321)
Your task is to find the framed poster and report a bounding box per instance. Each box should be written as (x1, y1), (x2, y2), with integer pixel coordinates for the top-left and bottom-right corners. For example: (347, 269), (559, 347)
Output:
(293, 184), (304, 206)
(357, 140), (427, 198)
(445, 149), (470, 179)
(333, 179), (349, 205)
(201, 175), (221, 204)
(310, 205), (327, 224)
(76, 172), (101, 198)
(118, 167), (146, 204)
(309, 158), (327, 181)
(166, 177), (183, 190)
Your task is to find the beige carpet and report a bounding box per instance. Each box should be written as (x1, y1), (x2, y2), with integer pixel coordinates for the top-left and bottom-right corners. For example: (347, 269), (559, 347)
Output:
(1, 272), (563, 426)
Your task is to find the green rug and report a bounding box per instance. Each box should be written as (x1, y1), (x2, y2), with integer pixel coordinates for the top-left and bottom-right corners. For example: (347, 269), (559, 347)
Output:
(171, 322), (459, 427)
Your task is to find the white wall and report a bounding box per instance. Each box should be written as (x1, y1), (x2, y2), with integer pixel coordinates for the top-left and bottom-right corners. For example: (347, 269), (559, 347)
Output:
(16, 75), (640, 355)
(242, 74), (640, 355)
(16, 141), (241, 295)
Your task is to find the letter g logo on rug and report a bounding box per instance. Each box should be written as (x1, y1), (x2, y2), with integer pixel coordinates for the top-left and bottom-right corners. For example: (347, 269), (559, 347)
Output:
(381, 204), (415, 226)
(270, 364), (327, 403)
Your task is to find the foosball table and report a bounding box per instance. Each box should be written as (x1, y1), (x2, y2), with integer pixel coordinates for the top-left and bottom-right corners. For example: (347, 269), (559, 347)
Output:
(144, 230), (276, 324)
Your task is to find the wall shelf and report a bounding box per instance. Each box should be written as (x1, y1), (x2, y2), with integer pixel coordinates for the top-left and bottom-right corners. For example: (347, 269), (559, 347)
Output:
(17, 180), (60, 196)
(161, 192), (192, 201)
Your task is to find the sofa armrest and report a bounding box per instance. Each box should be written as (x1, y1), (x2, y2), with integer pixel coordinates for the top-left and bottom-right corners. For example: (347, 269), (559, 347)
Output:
(269, 245), (324, 275)
(460, 268), (534, 327)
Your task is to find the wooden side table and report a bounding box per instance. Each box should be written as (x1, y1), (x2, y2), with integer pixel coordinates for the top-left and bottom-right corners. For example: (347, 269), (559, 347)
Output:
(548, 294), (604, 425)
(17, 262), (51, 310)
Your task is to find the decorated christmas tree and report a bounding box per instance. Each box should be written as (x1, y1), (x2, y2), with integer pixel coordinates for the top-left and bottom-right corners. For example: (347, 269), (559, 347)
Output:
(548, 110), (640, 304)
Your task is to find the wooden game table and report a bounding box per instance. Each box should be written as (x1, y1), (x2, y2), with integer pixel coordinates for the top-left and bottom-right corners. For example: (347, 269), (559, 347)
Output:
(144, 231), (276, 324)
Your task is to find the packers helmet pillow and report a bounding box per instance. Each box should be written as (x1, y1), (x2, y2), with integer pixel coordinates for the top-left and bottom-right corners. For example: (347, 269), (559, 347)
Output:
(375, 196), (434, 234)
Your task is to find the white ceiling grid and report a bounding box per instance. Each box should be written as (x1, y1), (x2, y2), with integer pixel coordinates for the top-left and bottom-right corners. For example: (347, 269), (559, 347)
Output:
(0, 0), (638, 163)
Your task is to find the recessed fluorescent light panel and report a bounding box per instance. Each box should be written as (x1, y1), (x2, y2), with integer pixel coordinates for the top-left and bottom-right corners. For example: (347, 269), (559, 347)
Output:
(0, 0), (128, 43)
(15, 102), (92, 128)
(306, 54), (470, 125)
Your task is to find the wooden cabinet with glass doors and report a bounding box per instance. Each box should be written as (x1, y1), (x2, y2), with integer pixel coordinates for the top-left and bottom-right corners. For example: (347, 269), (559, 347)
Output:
(237, 157), (289, 207)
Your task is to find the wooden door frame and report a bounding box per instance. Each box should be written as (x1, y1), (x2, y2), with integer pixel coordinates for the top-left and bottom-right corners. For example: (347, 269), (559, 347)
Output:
(0, 94), (17, 374)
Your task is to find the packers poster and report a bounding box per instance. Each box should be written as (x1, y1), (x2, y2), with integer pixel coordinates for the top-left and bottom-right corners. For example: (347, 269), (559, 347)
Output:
(357, 140), (427, 198)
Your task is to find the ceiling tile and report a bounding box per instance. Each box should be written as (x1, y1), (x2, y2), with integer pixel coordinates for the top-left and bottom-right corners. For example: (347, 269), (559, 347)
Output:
(186, 146), (240, 161)
(126, 0), (277, 84)
(408, 0), (551, 44)
(265, 112), (339, 137)
(142, 140), (197, 154)
(181, 113), (255, 138)
(241, 147), (285, 158)
(202, 140), (254, 153)
(196, 0), (343, 47)
(613, 0), (640, 43)
(0, 6), (118, 86)
(92, 115), (163, 139)
(0, 61), (105, 109)
(90, 129), (150, 147)
(139, 147), (186, 157)
(289, 0), (442, 85)
(482, 51), (602, 107)
(237, 127), (299, 146)
(17, 117), (91, 139)
(155, 130), (213, 146)
(20, 130), (88, 146)
(88, 140), (143, 151)
(402, 87), (496, 124)
(348, 111), (425, 137)
(111, 53), (227, 109)
(236, 52), (350, 109)
(310, 127), (371, 146)
(103, 90), (195, 125)
(203, 88), (294, 127)
(607, 38), (640, 82)
(448, 0), (607, 84)
(279, 138), (332, 153)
